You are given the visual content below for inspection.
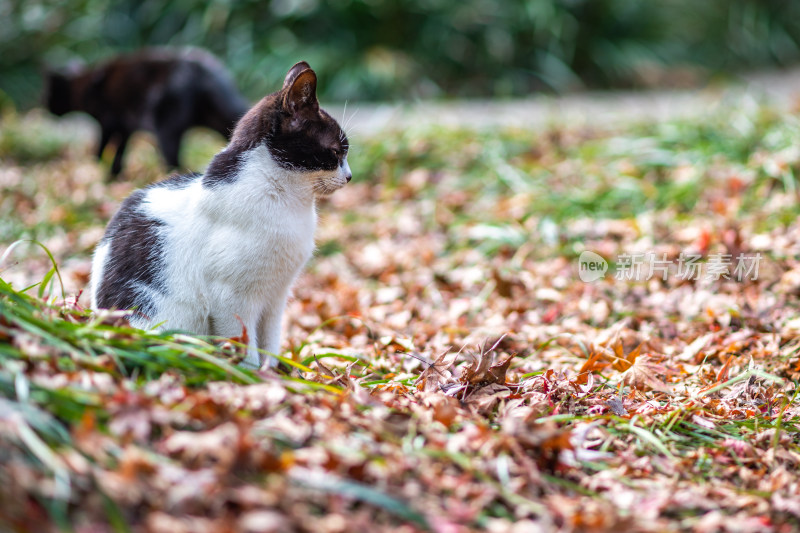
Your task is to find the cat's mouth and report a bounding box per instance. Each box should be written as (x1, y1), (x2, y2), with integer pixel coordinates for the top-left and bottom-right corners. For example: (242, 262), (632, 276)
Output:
(313, 176), (348, 196)
(312, 163), (351, 196)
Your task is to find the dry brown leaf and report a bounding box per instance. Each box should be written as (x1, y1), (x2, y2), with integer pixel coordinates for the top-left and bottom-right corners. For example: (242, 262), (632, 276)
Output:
(577, 350), (611, 384)
(619, 355), (671, 393)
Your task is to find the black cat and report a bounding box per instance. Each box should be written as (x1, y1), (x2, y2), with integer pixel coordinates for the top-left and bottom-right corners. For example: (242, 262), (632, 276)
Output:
(45, 48), (249, 179)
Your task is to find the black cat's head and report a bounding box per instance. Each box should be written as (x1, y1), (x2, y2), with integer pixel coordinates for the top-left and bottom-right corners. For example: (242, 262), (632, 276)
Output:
(43, 70), (74, 116)
(224, 62), (351, 195)
(43, 61), (85, 116)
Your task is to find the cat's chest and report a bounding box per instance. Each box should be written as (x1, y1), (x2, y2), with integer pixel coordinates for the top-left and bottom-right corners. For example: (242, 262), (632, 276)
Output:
(215, 202), (316, 259)
(145, 181), (317, 286)
(201, 196), (317, 277)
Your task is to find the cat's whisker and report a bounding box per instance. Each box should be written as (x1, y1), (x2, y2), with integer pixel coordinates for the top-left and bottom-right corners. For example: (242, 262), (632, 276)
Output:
(342, 107), (359, 136)
(341, 100), (349, 130)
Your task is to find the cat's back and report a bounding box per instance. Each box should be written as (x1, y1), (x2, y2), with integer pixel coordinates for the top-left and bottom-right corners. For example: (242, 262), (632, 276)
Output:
(105, 48), (233, 91)
(80, 52), (173, 113)
(91, 173), (203, 314)
(84, 48), (246, 121)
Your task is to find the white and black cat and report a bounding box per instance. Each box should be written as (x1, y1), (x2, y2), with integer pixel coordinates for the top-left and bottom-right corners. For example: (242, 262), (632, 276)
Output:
(90, 61), (351, 369)
(45, 48), (249, 179)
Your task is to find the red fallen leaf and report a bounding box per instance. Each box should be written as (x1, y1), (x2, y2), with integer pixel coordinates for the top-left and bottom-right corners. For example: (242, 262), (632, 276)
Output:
(728, 174), (745, 194)
(576, 350), (611, 384)
(573, 372), (594, 397)
(719, 438), (755, 458)
(722, 225), (743, 258)
(73, 411), (97, 444)
(541, 305), (561, 324)
(118, 447), (157, 481)
(0, 315), (11, 342)
(693, 226), (712, 254)
(526, 426), (574, 473)
(716, 355), (734, 382)
(376, 382), (410, 395)
(229, 315), (249, 345)
(429, 396), (460, 427)
(605, 340), (643, 372)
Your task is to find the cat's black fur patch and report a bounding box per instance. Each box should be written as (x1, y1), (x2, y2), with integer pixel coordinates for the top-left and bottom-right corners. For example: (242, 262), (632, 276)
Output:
(202, 149), (242, 188)
(95, 191), (165, 317)
(265, 109), (347, 172)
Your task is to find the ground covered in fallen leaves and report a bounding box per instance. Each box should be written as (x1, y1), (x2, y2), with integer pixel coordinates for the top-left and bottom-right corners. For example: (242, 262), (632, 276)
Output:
(2, 98), (800, 532)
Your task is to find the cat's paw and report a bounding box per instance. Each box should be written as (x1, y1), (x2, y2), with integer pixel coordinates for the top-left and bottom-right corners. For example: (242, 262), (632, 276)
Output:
(238, 358), (261, 371)
(238, 354), (281, 372)
(240, 349), (262, 370)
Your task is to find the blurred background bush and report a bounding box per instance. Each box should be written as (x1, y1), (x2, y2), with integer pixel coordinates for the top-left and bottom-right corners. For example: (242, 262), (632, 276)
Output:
(1, 0), (800, 109)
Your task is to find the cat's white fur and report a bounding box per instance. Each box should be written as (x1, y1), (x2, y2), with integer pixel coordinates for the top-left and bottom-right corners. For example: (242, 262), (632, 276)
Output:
(90, 243), (109, 310)
(91, 145), (351, 369)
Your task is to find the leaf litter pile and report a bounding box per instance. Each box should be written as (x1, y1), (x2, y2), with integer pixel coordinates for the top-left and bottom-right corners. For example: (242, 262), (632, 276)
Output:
(3, 101), (800, 532)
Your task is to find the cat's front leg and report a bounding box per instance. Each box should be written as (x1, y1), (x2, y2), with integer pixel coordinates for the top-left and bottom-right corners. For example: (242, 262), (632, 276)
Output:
(256, 301), (286, 368)
(242, 343), (262, 370)
(209, 311), (261, 370)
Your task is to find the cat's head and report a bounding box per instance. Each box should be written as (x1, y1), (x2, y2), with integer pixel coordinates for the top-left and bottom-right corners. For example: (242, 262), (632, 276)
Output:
(43, 70), (75, 116)
(229, 61), (351, 196)
(43, 61), (85, 116)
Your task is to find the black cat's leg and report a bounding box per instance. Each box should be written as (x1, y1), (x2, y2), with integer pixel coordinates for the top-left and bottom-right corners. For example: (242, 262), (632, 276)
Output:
(156, 126), (185, 170)
(109, 131), (131, 180)
(97, 127), (112, 160)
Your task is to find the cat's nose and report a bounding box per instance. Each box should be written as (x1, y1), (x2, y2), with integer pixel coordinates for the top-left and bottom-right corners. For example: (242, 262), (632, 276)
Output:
(345, 173), (352, 183)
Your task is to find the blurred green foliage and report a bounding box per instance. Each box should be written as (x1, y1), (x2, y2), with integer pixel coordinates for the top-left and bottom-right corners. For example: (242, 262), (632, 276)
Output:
(0, 112), (71, 163)
(1, 0), (800, 109)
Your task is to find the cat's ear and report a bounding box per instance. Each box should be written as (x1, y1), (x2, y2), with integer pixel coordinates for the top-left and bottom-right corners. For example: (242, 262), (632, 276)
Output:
(282, 63), (318, 115)
(282, 61), (311, 90)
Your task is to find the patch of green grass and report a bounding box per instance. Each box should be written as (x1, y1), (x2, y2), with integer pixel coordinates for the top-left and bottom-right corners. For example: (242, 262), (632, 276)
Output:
(0, 276), (258, 389)
(355, 104), (800, 234)
(0, 111), (73, 163)
(180, 129), (228, 172)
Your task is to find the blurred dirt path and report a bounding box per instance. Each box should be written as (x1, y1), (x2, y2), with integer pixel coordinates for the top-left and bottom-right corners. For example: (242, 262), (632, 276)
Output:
(330, 68), (800, 137)
(52, 68), (800, 143)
